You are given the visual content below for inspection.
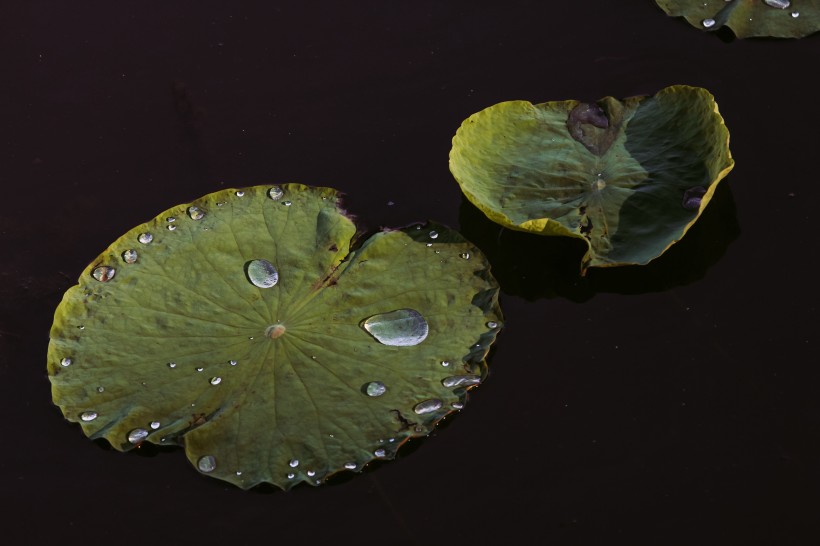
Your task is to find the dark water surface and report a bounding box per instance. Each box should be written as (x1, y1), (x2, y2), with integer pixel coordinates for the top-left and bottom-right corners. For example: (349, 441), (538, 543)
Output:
(2, 2), (819, 544)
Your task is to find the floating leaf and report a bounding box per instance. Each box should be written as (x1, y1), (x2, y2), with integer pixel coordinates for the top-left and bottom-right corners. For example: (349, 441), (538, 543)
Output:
(655, 0), (820, 38)
(47, 184), (502, 490)
(449, 85), (734, 272)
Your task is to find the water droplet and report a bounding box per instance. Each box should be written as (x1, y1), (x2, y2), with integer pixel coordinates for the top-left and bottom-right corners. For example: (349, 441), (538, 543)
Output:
(217, 202), (226, 207)
(198, 455), (216, 473)
(287, 472), (296, 479)
(459, 252), (470, 260)
(167, 362), (176, 368)
(442, 374), (481, 388)
(166, 216), (176, 223)
(80, 411), (97, 422)
(78, 325), (85, 330)
(451, 401), (465, 410)
(96, 386), (104, 393)
(702, 18), (716, 28)
(122, 249), (138, 263)
(282, 200), (292, 206)
(413, 398), (443, 415)
(138, 233), (153, 244)
(388, 438), (396, 443)
(307, 470), (316, 477)
(246, 259), (279, 288)
(210, 376), (221, 385)
(429, 230), (439, 239)
(289, 459), (299, 468)
(791, 11), (799, 17)
(92, 266), (116, 282)
(344, 462), (357, 470)
(235, 191), (245, 197)
(440, 360), (450, 367)
(764, 0), (790, 8)
(235, 471), (242, 476)
(268, 186), (284, 200)
(127, 428), (149, 444)
(682, 186), (707, 210)
(361, 309), (428, 346)
(187, 206), (204, 220)
(167, 224), (176, 231)
(426, 243), (433, 247)
(196, 367), (204, 372)
(365, 381), (387, 397)
(60, 357), (72, 367)
(374, 448), (386, 458)
(229, 360), (237, 366)
(486, 321), (498, 329)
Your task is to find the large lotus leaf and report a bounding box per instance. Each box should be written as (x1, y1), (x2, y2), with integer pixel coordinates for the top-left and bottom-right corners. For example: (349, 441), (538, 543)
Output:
(48, 184), (502, 490)
(656, 0), (820, 38)
(449, 85), (734, 272)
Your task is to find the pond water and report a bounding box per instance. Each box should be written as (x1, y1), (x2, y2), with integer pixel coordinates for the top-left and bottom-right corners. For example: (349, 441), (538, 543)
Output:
(2, 1), (819, 544)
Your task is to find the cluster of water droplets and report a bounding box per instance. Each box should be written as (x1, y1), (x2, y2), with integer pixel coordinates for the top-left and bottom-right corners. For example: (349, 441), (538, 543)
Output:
(703, 0), (800, 28)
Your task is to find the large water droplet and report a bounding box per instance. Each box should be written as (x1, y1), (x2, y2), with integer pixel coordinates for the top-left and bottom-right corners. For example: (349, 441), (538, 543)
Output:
(429, 230), (439, 239)
(268, 186), (284, 200)
(442, 374), (481, 388)
(413, 398), (443, 414)
(198, 455), (216, 473)
(210, 376), (222, 385)
(80, 411), (97, 422)
(361, 309), (428, 346)
(307, 470), (316, 477)
(344, 462), (357, 470)
(289, 459), (299, 468)
(702, 18), (716, 28)
(92, 266), (116, 282)
(682, 186), (707, 210)
(365, 381), (387, 397)
(246, 259), (279, 288)
(150, 421), (161, 429)
(127, 428), (149, 444)
(138, 233), (153, 244)
(122, 249), (138, 264)
(60, 357), (72, 367)
(791, 11), (799, 17)
(764, 0), (790, 8)
(187, 206), (204, 220)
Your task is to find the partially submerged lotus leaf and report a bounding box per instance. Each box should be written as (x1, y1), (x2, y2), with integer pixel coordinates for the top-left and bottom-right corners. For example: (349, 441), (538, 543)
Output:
(449, 85), (734, 272)
(656, 0), (820, 38)
(48, 184), (502, 490)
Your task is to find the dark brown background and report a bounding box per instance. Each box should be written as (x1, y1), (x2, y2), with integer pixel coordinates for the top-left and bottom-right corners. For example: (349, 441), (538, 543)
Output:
(2, 1), (819, 544)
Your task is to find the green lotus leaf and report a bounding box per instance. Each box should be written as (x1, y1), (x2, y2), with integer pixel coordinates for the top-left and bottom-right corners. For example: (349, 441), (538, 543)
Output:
(47, 184), (502, 490)
(449, 85), (734, 272)
(655, 0), (820, 38)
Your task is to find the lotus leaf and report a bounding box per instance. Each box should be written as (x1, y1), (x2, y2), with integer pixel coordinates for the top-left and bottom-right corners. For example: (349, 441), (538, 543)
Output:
(48, 184), (502, 490)
(449, 85), (734, 272)
(656, 0), (820, 38)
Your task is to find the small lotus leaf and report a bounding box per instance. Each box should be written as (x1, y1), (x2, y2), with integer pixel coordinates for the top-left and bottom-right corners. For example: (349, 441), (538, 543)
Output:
(449, 85), (734, 272)
(656, 0), (820, 38)
(48, 184), (502, 490)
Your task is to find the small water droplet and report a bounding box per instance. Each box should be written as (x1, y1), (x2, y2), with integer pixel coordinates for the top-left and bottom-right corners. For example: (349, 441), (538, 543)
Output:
(459, 252), (470, 260)
(235, 470), (242, 476)
(486, 321), (498, 329)
(426, 243), (433, 247)
(96, 386), (104, 393)
(361, 309), (428, 346)
(429, 230), (439, 239)
(198, 455), (216, 473)
(344, 462), (357, 470)
(196, 367), (204, 372)
(166, 217), (176, 223)
(702, 18), (716, 28)
(235, 191), (245, 197)
(289, 459), (299, 468)
(365, 381), (387, 397)
(229, 360), (237, 366)
(60, 357), (72, 367)
(791, 10), (799, 17)
(413, 398), (443, 415)
(92, 266), (116, 282)
(593, 177), (606, 191)
(282, 200), (292, 206)
(246, 259), (279, 288)
(442, 374), (481, 388)
(440, 360), (450, 367)
(80, 411), (97, 422)
(121, 249), (138, 264)
(127, 428), (149, 444)
(167, 224), (176, 231)
(138, 233), (153, 244)
(210, 376), (221, 385)
(268, 186), (284, 200)
(682, 186), (707, 210)
(187, 206), (204, 220)
(764, 0), (790, 8)
(150, 421), (161, 429)
(307, 470), (316, 477)
(287, 472), (296, 479)
(374, 448), (386, 458)
(78, 325), (85, 330)
(388, 438), (395, 443)
(167, 362), (177, 368)
(217, 202), (226, 207)
(451, 401), (465, 410)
